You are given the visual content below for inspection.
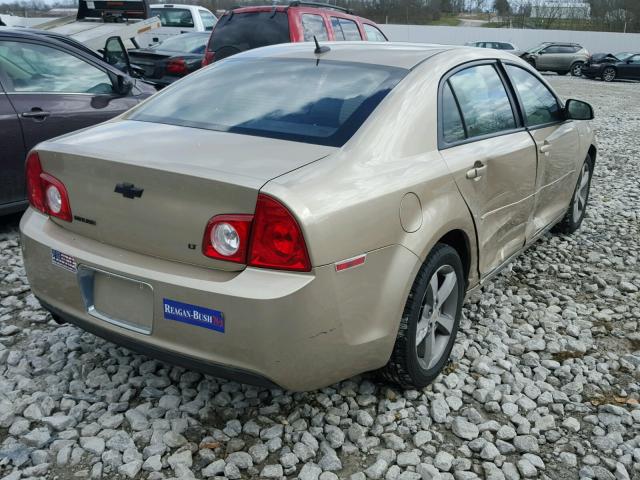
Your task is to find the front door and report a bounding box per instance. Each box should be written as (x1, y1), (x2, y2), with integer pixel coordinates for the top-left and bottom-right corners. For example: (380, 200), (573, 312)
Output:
(504, 64), (581, 239)
(0, 38), (138, 153)
(0, 88), (26, 208)
(618, 54), (640, 80)
(438, 63), (538, 276)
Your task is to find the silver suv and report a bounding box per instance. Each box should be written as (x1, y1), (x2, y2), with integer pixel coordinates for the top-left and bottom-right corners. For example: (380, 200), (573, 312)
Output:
(522, 42), (590, 76)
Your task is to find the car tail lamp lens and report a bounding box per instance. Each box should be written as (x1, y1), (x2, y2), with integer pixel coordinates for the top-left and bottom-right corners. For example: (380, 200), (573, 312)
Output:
(248, 194), (311, 272)
(202, 50), (215, 66)
(25, 152), (72, 222)
(166, 58), (188, 75)
(202, 215), (252, 263)
(202, 195), (311, 272)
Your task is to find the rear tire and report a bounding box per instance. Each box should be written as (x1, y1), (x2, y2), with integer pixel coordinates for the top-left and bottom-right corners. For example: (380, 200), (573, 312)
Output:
(602, 67), (616, 82)
(553, 154), (593, 235)
(379, 244), (464, 388)
(570, 61), (584, 77)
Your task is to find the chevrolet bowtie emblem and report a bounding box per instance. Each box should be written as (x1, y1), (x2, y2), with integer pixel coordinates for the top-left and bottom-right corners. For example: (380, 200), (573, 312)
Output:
(114, 182), (144, 199)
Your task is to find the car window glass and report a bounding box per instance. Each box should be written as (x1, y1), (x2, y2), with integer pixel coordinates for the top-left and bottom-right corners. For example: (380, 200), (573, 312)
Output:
(441, 82), (465, 143)
(210, 12), (290, 58)
(330, 17), (345, 40)
(150, 8), (194, 28)
(128, 58), (407, 147)
(363, 24), (386, 41)
(301, 14), (329, 41)
(629, 55), (640, 64)
(157, 34), (208, 53)
(338, 18), (361, 40)
(0, 40), (113, 94)
(448, 64), (516, 138)
(506, 65), (563, 126)
(543, 46), (559, 54)
(199, 10), (217, 31)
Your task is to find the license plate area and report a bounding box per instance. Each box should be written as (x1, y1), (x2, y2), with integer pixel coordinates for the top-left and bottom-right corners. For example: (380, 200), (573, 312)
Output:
(77, 266), (154, 335)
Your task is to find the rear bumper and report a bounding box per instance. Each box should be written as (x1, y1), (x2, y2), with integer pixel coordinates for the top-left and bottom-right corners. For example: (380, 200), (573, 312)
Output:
(20, 209), (420, 391)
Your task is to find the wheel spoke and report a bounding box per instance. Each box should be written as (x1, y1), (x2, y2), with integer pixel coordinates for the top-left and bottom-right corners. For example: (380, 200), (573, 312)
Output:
(429, 273), (438, 301)
(416, 317), (429, 345)
(437, 272), (456, 305)
(435, 312), (454, 335)
(422, 328), (435, 367)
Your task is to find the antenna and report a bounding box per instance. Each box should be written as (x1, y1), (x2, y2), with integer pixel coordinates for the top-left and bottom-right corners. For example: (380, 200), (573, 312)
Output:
(314, 36), (330, 54)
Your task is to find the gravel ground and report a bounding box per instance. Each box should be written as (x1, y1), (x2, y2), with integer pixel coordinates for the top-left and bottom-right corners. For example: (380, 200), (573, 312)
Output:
(0, 75), (639, 480)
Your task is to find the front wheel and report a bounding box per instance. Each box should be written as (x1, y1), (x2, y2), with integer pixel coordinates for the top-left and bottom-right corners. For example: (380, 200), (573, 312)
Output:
(602, 67), (616, 82)
(570, 62), (584, 76)
(553, 155), (593, 234)
(380, 244), (465, 388)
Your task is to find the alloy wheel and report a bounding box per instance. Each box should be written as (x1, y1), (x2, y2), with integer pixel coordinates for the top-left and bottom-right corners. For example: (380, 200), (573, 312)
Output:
(572, 63), (583, 76)
(415, 265), (458, 370)
(572, 161), (591, 223)
(603, 67), (616, 82)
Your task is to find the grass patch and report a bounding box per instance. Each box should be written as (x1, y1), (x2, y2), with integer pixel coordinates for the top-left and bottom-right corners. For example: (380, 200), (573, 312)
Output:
(425, 15), (461, 26)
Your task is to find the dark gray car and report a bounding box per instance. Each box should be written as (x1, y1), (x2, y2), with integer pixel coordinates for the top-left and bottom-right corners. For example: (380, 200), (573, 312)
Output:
(0, 29), (155, 215)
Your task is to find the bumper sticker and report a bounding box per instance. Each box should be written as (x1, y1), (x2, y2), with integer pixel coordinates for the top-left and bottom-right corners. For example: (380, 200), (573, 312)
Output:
(51, 249), (77, 273)
(163, 298), (225, 333)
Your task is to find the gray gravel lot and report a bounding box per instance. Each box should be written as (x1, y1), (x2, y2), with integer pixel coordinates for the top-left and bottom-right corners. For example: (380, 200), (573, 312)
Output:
(0, 75), (639, 480)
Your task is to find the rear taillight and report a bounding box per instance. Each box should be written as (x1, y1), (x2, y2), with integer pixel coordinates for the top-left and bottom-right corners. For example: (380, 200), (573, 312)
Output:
(248, 194), (311, 272)
(25, 151), (72, 222)
(202, 50), (215, 67)
(202, 214), (253, 263)
(166, 58), (188, 75)
(201, 194), (311, 272)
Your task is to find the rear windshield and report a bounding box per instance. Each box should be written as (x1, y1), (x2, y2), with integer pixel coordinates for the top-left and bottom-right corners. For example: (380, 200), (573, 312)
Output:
(127, 58), (407, 147)
(150, 8), (194, 28)
(209, 11), (290, 59)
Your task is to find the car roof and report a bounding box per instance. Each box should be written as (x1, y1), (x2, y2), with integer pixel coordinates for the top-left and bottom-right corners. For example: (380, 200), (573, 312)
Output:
(224, 3), (362, 19)
(233, 41), (476, 70)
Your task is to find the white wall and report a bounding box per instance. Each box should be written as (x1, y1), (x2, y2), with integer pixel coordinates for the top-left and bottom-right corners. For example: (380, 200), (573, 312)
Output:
(379, 24), (640, 54)
(0, 14), (59, 27)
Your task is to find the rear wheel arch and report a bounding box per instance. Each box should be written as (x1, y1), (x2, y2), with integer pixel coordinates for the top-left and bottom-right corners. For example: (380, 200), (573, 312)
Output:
(437, 229), (471, 287)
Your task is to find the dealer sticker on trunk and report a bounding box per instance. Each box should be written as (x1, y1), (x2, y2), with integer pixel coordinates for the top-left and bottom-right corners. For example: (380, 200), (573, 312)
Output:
(163, 298), (225, 333)
(51, 249), (77, 273)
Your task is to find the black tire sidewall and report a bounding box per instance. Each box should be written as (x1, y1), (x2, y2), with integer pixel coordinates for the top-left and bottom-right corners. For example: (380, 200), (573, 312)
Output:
(404, 246), (465, 386)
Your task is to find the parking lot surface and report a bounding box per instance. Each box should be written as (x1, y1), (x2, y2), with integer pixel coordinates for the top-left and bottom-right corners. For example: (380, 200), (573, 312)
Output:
(0, 75), (639, 480)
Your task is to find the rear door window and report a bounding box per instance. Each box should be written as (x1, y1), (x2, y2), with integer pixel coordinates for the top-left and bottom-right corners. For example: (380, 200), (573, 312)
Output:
(150, 8), (195, 28)
(338, 18), (362, 40)
(330, 17), (344, 40)
(210, 11), (290, 59)
(129, 58), (407, 147)
(363, 23), (387, 41)
(447, 64), (516, 139)
(301, 14), (329, 41)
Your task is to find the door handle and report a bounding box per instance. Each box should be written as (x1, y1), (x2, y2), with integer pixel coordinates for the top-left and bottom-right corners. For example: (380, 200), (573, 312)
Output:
(21, 108), (50, 120)
(466, 162), (487, 180)
(539, 141), (552, 154)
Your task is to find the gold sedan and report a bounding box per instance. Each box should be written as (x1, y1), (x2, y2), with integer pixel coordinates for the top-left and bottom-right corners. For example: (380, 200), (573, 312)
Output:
(20, 42), (596, 391)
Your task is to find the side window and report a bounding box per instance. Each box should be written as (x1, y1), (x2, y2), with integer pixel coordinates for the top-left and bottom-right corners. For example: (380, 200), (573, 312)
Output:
(150, 8), (195, 28)
(301, 14), (329, 41)
(199, 10), (217, 31)
(0, 40), (113, 94)
(338, 18), (362, 40)
(441, 82), (466, 143)
(505, 65), (563, 126)
(542, 46), (559, 54)
(363, 24), (387, 42)
(628, 55), (640, 64)
(330, 17), (345, 41)
(447, 64), (516, 139)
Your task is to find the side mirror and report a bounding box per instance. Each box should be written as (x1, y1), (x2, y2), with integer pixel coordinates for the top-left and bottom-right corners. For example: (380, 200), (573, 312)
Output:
(114, 74), (134, 95)
(565, 99), (594, 120)
(626, 59), (633, 64)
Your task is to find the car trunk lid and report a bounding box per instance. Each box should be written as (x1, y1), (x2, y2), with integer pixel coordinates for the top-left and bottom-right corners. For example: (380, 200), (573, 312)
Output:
(36, 120), (335, 271)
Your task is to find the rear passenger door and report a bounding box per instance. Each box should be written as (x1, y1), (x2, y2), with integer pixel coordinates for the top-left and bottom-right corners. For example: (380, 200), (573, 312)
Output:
(0, 82), (26, 208)
(438, 62), (538, 276)
(504, 64), (581, 238)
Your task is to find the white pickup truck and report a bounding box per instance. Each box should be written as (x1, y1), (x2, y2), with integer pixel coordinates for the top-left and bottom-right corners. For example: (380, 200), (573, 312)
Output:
(34, 0), (161, 50)
(136, 4), (217, 48)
